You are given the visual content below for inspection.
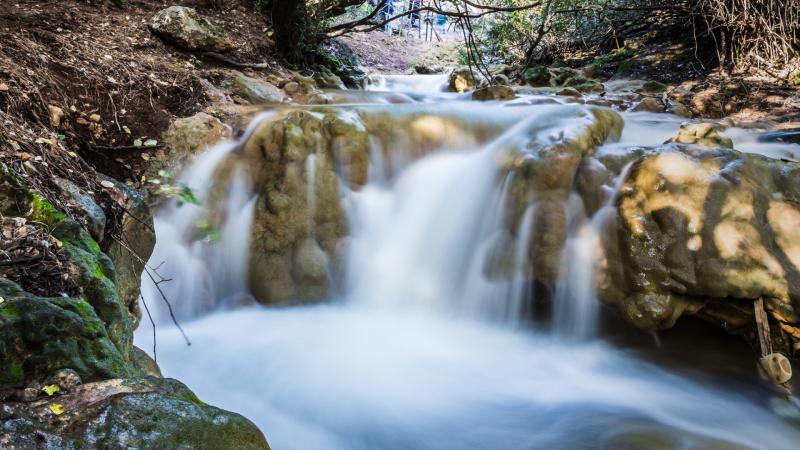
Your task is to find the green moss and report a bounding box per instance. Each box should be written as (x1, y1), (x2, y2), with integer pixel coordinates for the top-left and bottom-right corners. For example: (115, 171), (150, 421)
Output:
(0, 362), (24, 385)
(0, 303), (19, 319)
(30, 195), (68, 229)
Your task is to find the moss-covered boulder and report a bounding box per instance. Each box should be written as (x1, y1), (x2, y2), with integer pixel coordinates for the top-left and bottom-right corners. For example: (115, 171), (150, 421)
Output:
(523, 65), (551, 87)
(1, 377), (269, 449)
(0, 279), (129, 388)
(0, 165), (270, 447)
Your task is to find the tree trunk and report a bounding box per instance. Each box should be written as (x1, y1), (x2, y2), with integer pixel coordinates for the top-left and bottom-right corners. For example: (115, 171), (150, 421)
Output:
(272, 0), (309, 63)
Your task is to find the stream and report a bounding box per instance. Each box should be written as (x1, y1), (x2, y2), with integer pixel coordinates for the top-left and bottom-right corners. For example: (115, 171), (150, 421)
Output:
(136, 75), (800, 450)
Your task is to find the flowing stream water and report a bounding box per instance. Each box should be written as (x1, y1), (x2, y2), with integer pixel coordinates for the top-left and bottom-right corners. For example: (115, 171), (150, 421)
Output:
(136, 75), (800, 450)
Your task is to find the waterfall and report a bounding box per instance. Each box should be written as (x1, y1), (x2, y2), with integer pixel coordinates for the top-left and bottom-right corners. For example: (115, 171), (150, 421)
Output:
(140, 113), (272, 322)
(138, 78), (800, 450)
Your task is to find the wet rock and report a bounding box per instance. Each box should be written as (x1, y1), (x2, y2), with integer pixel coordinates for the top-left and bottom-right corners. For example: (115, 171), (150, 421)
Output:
(601, 146), (800, 354)
(2, 377), (270, 449)
(666, 100), (693, 118)
(0, 277), (130, 389)
(496, 108), (624, 284)
(101, 176), (155, 327)
(314, 68), (346, 90)
(414, 64), (444, 74)
(292, 236), (329, 288)
(155, 111), (232, 181)
(231, 71), (287, 104)
(668, 123), (733, 148)
(0, 167), (265, 446)
(131, 346), (162, 378)
(758, 128), (800, 145)
(556, 87), (582, 97)
(472, 85), (516, 101)
(243, 110), (351, 303)
(549, 67), (579, 86)
(640, 80), (669, 94)
(564, 75), (605, 94)
(448, 67), (484, 93)
(54, 177), (106, 242)
(337, 66), (368, 89)
(789, 69), (800, 87)
(163, 111), (232, 155)
(149, 6), (233, 53)
(523, 65), (551, 87)
(491, 73), (511, 86)
(632, 97), (665, 113)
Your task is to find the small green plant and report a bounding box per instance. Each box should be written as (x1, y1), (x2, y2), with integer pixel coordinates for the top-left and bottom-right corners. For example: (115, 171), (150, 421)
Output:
(146, 171), (199, 207)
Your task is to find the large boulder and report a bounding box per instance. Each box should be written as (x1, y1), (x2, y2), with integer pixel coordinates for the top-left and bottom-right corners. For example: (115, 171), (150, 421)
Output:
(2, 377), (269, 449)
(149, 6), (234, 53)
(596, 146), (800, 353)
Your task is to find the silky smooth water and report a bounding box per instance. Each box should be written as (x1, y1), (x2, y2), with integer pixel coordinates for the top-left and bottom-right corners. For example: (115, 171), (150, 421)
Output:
(137, 74), (800, 450)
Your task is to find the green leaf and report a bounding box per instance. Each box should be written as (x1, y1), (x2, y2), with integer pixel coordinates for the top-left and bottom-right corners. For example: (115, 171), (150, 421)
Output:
(133, 138), (143, 147)
(177, 185), (199, 206)
(143, 139), (158, 147)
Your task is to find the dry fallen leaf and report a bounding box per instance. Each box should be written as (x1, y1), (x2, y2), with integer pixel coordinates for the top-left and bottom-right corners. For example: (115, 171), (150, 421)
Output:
(42, 384), (60, 396)
(100, 180), (115, 189)
(48, 403), (65, 415)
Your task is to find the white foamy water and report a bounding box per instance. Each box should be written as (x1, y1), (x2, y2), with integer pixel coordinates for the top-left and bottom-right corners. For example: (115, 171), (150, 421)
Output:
(137, 77), (800, 449)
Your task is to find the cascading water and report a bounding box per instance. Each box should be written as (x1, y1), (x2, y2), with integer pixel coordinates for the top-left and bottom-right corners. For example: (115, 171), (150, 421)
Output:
(140, 113), (272, 322)
(136, 78), (800, 450)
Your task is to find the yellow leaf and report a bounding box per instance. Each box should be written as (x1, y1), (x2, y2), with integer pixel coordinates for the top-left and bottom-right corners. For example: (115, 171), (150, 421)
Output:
(48, 403), (65, 415)
(42, 384), (60, 396)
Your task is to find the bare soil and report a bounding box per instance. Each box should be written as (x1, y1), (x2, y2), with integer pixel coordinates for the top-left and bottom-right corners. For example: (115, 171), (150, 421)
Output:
(0, 0), (283, 239)
(338, 30), (460, 73)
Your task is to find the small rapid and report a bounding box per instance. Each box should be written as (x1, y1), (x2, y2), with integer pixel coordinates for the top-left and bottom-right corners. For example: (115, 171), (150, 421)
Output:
(136, 74), (800, 449)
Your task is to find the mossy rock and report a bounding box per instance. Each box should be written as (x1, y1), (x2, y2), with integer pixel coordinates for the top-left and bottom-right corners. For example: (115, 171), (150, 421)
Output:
(2, 377), (270, 449)
(523, 65), (551, 87)
(0, 278), (130, 389)
(0, 165), (135, 388)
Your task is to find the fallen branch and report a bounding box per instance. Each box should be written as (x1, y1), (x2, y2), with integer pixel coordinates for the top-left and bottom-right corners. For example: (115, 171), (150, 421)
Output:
(0, 254), (45, 266)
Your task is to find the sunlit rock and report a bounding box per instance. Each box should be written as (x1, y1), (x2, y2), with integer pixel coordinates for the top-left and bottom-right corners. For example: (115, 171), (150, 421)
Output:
(600, 145), (800, 353)
(668, 122), (733, 148)
(148, 6), (233, 53)
(448, 67), (484, 93)
(472, 85), (516, 101)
